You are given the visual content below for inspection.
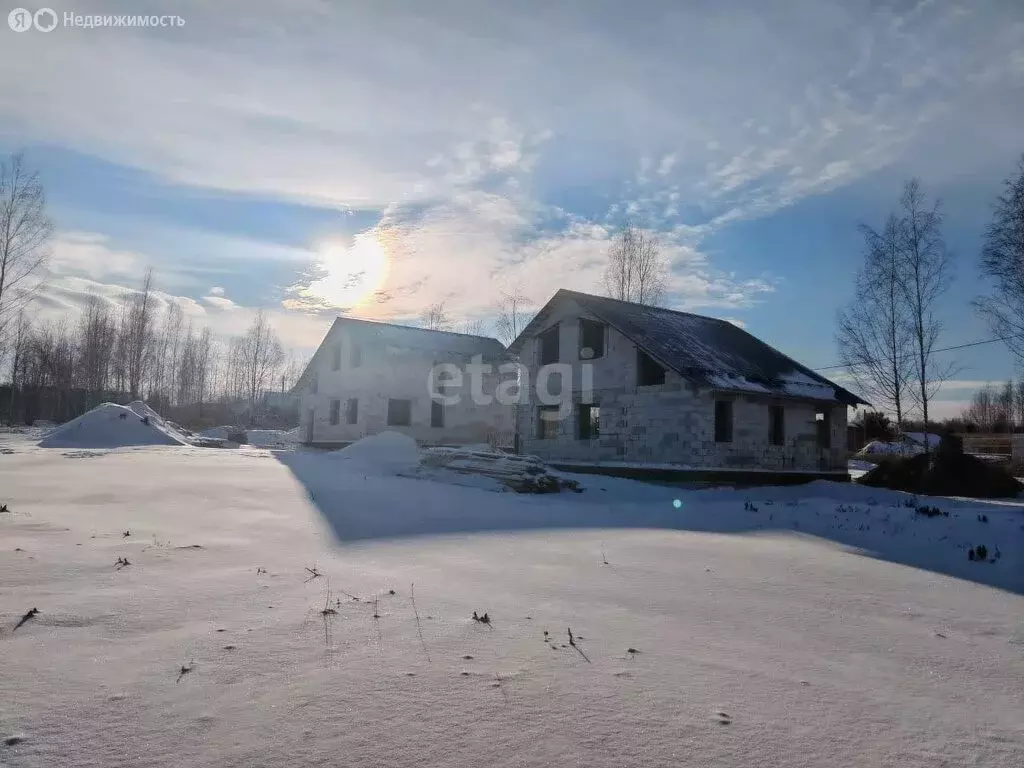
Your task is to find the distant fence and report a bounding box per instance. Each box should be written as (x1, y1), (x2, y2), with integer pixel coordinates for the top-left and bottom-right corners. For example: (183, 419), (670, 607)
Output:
(961, 434), (1012, 456)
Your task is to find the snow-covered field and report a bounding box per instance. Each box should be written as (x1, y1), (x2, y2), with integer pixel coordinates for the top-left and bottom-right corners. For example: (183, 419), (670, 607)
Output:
(2, 433), (1023, 767)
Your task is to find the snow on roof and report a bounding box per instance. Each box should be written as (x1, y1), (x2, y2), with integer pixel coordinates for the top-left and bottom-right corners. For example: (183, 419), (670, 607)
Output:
(294, 317), (507, 391)
(512, 290), (867, 405)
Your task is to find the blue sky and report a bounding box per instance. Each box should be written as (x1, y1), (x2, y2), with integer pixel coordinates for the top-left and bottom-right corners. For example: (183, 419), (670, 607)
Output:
(2, 0), (1023, 416)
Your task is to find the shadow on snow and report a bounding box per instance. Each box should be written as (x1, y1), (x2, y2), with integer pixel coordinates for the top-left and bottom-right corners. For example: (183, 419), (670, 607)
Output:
(275, 451), (1024, 596)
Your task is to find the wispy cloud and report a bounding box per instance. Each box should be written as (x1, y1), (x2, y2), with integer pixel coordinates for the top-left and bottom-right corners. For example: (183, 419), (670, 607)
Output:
(3, 0), (1022, 344)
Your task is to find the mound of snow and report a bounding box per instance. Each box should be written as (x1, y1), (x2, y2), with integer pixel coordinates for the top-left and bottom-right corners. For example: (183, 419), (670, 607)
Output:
(858, 440), (917, 456)
(420, 447), (582, 493)
(247, 429), (299, 448)
(39, 403), (188, 449)
(126, 400), (164, 424)
(331, 431), (421, 475)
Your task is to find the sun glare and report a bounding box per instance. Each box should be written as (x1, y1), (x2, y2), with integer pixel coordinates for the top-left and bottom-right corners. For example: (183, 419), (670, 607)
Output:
(305, 234), (390, 309)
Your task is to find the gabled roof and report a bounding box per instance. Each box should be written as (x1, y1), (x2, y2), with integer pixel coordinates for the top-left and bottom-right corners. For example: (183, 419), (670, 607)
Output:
(510, 289), (867, 406)
(293, 316), (506, 392)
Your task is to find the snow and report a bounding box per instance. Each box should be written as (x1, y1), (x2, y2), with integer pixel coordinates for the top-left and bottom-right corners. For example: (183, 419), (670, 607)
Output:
(246, 429), (300, 449)
(330, 431), (423, 475)
(707, 371), (838, 402)
(37, 403), (188, 448)
(708, 373), (772, 394)
(858, 439), (915, 456)
(779, 370), (838, 401)
(2, 432), (1023, 767)
(197, 426), (299, 448)
(904, 432), (942, 449)
(857, 434), (944, 458)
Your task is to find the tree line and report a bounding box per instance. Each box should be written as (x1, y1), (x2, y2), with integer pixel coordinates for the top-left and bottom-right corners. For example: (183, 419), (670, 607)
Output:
(958, 380), (1024, 434)
(3, 274), (301, 425)
(838, 155), (1024, 436)
(0, 152), (303, 426)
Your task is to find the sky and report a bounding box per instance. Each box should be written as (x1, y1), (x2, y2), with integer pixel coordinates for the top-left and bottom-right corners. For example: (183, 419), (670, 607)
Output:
(2, 0), (1023, 418)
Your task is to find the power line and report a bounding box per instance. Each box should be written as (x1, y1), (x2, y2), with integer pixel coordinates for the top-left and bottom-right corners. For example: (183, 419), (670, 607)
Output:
(811, 336), (1013, 373)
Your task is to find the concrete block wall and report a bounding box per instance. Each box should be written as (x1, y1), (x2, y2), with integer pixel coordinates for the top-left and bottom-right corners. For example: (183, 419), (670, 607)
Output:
(519, 390), (847, 471)
(299, 328), (513, 446)
(516, 306), (848, 471)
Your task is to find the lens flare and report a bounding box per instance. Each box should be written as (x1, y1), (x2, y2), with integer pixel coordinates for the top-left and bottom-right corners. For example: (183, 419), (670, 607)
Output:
(302, 233), (389, 309)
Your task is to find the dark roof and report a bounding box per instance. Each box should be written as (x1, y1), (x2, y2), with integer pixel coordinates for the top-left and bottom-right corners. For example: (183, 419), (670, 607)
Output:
(511, 289), (867, 406)
(294, 317), (506, 392)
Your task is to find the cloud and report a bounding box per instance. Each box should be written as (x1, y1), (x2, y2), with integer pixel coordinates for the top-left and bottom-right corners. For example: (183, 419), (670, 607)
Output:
(202, 295), (239, 310)
(284, 190), (775, 324)
(47, 231), (148, 281)
(30, 235), (329, 351)
(4, 0), (1023, 350)
(2, 1), (1019, 219)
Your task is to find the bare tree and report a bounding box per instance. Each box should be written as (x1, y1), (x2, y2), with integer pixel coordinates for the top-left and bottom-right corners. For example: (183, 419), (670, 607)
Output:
(836, 215), (913, 428)
(999, 379), (1015, 431)
(421, 302), (450, 331)
(459, 318), (489, 337)
(239, 310), (284, 421)
(976, 155), (1024, 363)
(121, 270), (156, 399)
(603, 222), (667, 306)
(494, 288), (532, 347)
(278, 350), (308, 392)
(1015, 379), (1024, 430)
(962, 384), (996, 431)
(0, 152), (52, 354)
(77, 295), (116, 407)
(898, 179), (953, 438)
(5, 310), (30, 423)
(193, 327), (214, 412)
(148, 301), (184, 406)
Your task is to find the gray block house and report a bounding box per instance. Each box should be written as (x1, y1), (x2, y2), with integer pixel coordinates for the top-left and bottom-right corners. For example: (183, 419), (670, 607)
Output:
(294, 317), (513, 448)
(509, 290), (867, 479)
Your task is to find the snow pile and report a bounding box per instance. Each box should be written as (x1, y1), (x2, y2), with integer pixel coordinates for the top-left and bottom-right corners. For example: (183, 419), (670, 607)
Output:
(857, 433), (943, 458)
(330, 431), (422, 475)
(421, 447), (581, 493)
(247, 429), (300, 449)
(905, 431), (941, 449)
(858, 439), (918, 457)
(198, 426), (299, 448)
(38, 403), (188, 448)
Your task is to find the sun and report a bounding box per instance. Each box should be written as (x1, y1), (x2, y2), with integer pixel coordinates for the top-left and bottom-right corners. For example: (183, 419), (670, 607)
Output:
(304, 233), (390, 309)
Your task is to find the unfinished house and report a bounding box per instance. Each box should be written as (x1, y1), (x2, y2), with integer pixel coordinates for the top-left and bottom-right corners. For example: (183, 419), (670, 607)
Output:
(294, 318), (512, 448)
(509, 289), (867, 481)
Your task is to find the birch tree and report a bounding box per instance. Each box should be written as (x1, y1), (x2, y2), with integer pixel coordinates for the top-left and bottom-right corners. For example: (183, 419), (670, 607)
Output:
(976, 155), (1024, 363)
(77, 295), (116, 406)
(122, 270), (155, 399)
(898, 179), (953, 438)
(603, 222), (667, 306)
(0, 152), (51, 355)
(836, 215), (913, 428)
(421, 302), (450, 331)
(494, 288), (531, 347)
(240, 310), (284, 419)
